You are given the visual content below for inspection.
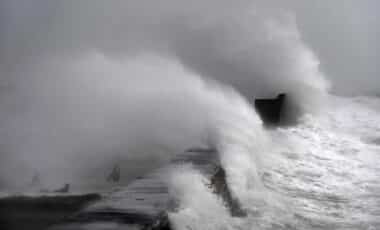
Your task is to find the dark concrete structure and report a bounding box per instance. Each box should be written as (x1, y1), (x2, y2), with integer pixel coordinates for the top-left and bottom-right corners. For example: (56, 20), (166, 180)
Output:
(50, 148), (245, 230)
(254, 93), (286, 125)
(0, 194), (100, 230)
(0, 148), (244, 230)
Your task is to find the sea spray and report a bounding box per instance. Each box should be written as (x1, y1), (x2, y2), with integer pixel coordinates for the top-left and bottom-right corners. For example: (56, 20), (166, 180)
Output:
(0, 0), (330, 190)
(166, 84), (280, 229)
(207, 87), (269, 207)
(168, 164), (235, 230)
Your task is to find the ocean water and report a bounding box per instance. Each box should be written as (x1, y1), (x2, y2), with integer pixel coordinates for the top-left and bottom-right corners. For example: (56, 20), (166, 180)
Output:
(169, 95), (380, 230)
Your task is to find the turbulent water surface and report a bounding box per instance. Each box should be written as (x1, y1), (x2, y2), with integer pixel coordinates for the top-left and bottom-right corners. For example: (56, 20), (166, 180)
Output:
(169, 95), (380, 230)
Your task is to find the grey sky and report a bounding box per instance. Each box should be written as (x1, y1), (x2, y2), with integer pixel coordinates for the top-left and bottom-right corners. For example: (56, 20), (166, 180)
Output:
(2, 1), (378, 95)
(289, 0), (380, 95)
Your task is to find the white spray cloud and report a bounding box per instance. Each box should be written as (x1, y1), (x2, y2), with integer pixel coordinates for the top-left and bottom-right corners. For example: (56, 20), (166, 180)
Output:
(167, 164), (237, 230)
(0, 54), (218, 187)
(0, 1), (330, 194)
(1, 0), (329, 104)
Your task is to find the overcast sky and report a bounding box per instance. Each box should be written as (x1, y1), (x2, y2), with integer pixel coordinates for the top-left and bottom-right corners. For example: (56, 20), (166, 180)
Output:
(289, 0), (380, 95)
(1, 0), (378, 95)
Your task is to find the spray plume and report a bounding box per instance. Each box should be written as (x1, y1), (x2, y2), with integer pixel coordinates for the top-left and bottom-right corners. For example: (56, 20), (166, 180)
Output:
(0, 1), (328, 195)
